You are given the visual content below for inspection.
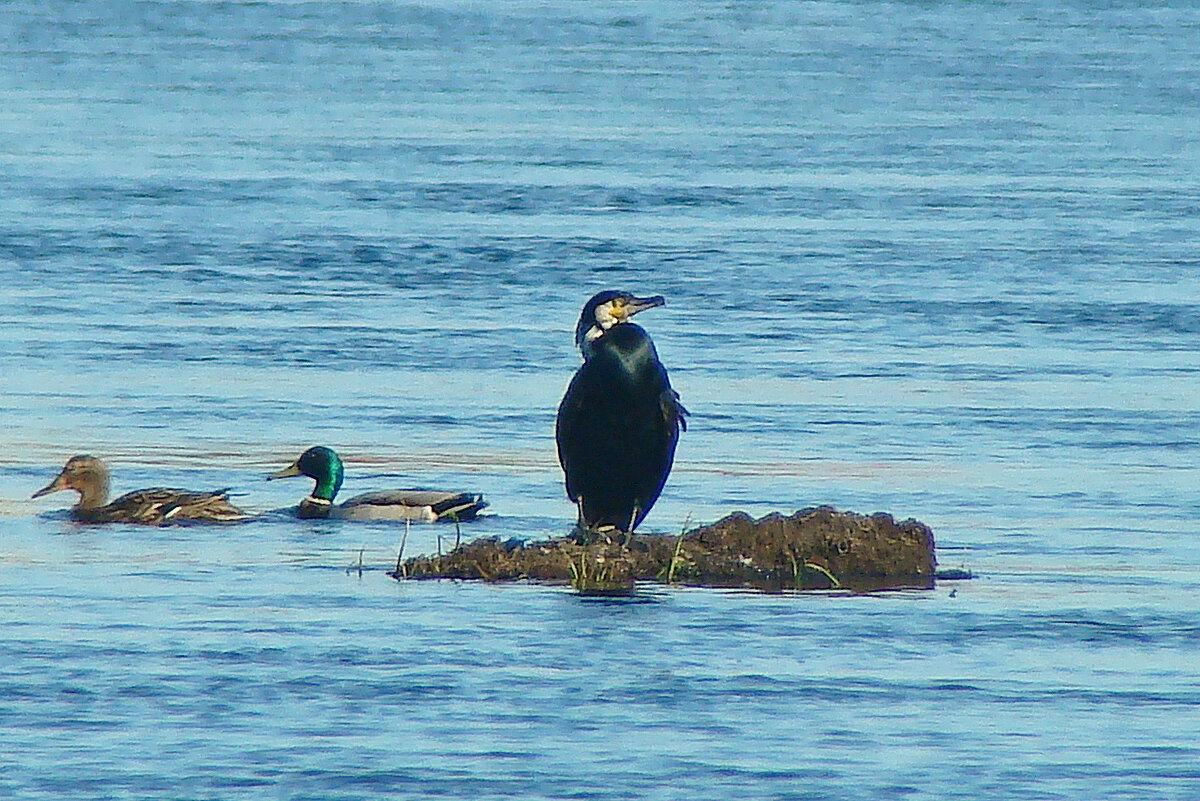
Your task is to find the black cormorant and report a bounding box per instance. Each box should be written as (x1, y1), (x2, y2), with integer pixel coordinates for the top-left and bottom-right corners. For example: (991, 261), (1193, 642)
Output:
(555, 290), (688, 533)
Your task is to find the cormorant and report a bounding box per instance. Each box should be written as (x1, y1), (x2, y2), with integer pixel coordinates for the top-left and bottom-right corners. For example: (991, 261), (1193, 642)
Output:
(555, 290), (688, 534)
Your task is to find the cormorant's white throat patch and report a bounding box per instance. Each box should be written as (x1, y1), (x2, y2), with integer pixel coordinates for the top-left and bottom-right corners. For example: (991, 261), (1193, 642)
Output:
(594, 300), (627, 331)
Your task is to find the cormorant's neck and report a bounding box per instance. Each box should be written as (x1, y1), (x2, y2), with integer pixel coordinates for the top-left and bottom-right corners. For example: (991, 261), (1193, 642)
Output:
(582, 321), (652, 360)
(587, 323), (660, 374)
(579, 324), (604, 360)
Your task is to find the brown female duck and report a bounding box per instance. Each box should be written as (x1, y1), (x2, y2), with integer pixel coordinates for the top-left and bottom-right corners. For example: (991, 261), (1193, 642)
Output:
(32, 454), (250, 525)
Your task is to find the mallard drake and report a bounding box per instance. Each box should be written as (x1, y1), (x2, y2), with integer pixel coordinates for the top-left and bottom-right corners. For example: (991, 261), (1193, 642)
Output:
(555, 291), (687, 534)
(32, 454), (251, 525)
(268, 446), (488, 522)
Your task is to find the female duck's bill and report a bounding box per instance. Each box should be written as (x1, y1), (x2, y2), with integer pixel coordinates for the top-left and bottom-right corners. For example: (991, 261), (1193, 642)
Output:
(32, 454), (250, 525)
(268, 446), (488, 522)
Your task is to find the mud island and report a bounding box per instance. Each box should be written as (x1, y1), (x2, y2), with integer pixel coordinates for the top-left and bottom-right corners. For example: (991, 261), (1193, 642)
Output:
(390, 506), (937, 594)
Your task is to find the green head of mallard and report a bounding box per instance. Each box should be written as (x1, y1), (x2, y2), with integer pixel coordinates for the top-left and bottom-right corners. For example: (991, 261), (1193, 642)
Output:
(268, 446), (345, 505)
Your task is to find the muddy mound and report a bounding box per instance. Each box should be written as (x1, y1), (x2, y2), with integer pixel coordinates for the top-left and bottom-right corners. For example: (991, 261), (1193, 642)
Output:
(678, 506), (935, 590)
(392, 506), (936, 593)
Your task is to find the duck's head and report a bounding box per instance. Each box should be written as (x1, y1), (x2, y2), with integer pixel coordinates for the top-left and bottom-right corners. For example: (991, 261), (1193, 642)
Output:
(32, 455), (112, 508)
(574, 291), (665, 356)
(268, 446), (345, 502)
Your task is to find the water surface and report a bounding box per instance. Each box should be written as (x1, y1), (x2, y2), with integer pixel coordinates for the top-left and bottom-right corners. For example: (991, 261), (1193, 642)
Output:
(2, 2), (1200, 798)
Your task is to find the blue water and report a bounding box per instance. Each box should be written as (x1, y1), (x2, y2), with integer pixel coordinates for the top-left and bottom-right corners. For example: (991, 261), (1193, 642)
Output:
(3, 1), (1200, 798)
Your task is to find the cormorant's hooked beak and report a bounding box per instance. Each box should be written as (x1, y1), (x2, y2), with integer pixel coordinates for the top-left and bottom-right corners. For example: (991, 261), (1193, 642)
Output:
(267, 462), (303, 481)
(618, 294), (665, 321)
(31, 471), (69, 499)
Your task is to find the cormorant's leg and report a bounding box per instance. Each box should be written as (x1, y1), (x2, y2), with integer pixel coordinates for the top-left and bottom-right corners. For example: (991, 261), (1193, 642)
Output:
(571, 499), (595, 544)
(620, 505), (641, 547)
